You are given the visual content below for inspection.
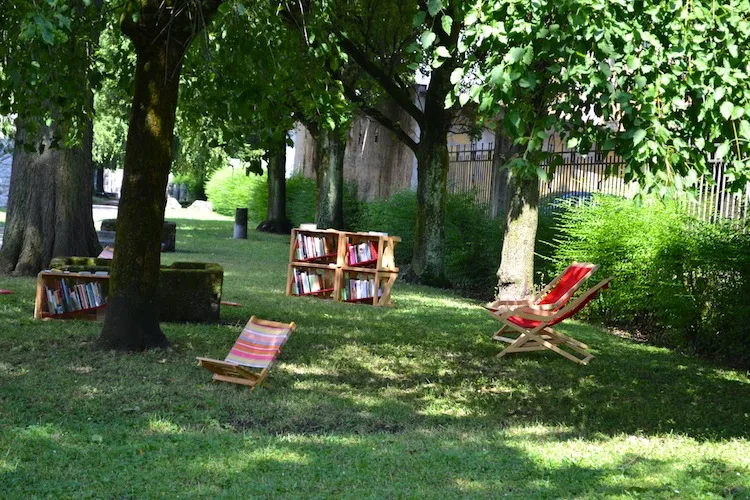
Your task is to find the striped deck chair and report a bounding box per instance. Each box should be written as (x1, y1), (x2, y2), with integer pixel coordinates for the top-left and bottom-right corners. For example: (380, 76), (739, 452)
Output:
(491, 277), (612, 365)
(485, 262), (599, 314)
(197, 316), (296, 389)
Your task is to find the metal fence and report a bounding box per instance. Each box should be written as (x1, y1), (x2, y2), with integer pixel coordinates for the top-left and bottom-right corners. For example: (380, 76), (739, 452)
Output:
(447, 142), (750, 226)
(686, 156), (750, 226)
(446, 144), (495, 209)
(538, 149), (637, 214)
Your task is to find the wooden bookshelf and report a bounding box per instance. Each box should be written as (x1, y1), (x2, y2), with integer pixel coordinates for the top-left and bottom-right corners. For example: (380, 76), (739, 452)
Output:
(34, 270), (109, 321)
(286, 228), (400, 306)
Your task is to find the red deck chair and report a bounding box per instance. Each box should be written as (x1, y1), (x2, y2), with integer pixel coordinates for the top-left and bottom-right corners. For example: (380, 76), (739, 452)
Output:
(491, 277), (612, 365)
(485, 262), (599, 314)
(197, 316), (296, 389)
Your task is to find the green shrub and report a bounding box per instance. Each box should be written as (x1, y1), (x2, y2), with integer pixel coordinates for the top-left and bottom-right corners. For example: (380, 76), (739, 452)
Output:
(248, 174), (362, 230)
(355, 190), (503, 296)
(552, 195), (750, 367)
(205, 166), (264, 217)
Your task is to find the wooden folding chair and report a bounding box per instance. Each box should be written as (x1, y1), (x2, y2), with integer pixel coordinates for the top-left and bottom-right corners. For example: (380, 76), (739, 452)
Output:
(197, 316), (296, 389)
(485, 262), (599, 313)
(489, 278), (612, 365)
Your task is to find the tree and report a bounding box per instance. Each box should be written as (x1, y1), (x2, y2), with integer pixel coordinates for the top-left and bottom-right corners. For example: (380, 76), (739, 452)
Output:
(314, 0), (479, 285)
(99, 0), (223, 350)
(181, 2), (353, 231)
(452, 0), (750, 298)
(0, 2), (102, 276)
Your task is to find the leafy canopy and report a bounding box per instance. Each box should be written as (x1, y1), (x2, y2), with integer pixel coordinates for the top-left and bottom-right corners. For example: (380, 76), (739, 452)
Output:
(449, 0), (750, 195)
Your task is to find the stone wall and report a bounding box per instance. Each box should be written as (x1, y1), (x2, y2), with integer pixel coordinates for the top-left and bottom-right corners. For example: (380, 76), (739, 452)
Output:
(292, 101), (417, 202)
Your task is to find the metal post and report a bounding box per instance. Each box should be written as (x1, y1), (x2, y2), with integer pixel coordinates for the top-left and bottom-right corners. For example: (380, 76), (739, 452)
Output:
(233, 208), (248, 239)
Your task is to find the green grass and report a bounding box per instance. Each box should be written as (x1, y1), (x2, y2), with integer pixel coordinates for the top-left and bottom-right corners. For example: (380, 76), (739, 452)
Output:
(1, 213), (749, 498)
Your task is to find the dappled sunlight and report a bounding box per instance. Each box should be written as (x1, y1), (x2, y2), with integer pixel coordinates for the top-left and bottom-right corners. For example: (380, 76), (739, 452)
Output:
(2, 213), (750, 496)
(0, 361), (28, 377)
(395, 291), (480, 311)
(77, 384), (103, 400)
(67, 364), (94, 374)
(148, 418), (182, 435)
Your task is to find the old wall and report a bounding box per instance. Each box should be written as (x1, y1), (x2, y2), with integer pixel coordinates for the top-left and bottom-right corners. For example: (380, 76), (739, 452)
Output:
(292, 101), (417, 201)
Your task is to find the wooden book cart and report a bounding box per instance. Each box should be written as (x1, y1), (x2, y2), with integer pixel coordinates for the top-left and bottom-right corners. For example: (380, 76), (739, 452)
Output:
(489, 278), (612, 365)
(197, 316), (296, 389)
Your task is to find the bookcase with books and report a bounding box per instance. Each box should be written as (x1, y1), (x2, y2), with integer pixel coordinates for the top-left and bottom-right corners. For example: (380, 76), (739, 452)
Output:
(339, 231), (399, 306)
(286, 228), (341, 300)
(286, 227), (400, 306)
(34, 270), (110, 320)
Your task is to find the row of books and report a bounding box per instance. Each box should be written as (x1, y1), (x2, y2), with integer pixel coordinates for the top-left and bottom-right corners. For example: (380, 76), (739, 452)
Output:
(291, 268), (332, 295)
(341, 277), (383, 301)
(347, 242), (378, 266)
(296, 234), (334, 261)
(45, 279), (106, 315)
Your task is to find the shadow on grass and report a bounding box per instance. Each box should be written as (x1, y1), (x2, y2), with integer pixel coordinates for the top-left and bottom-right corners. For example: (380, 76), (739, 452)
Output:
(1, 220), (749, 496)
(2, 416), (745, 497)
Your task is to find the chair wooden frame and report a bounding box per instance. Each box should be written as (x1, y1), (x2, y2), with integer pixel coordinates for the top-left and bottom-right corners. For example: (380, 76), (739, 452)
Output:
(485, 262), (599, 314)
(489, 278), (612, 365)
(197, 316), (296, 389)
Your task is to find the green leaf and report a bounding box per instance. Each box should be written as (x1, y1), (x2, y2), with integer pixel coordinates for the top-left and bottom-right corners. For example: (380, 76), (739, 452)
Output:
(435, 46), (450, 58)
(715, 142), (730, 159)
(720, 101), (734, 120)
(444, 93), (455, 109)
(450, 68), (464, 85)
(508, 47), (525, 64)
(421, 31), (436, 49)
(713, 87), (726, 102)
(441, 15), (453, 35)
(459, 93), (470, 106)
(567, 137), (580, 149)
(464, 10), (478, 26)
(739, 120), (750, 139)
(428, 0), (443, 16)
(633, 128), (647, 145)
(413, 11), (426, 27)
(695, 137), (706, 150)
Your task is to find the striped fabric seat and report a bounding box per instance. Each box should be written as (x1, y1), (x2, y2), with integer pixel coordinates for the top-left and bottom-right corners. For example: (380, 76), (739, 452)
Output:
(225, 320), (293, 369)
(197, 315), (296, 389)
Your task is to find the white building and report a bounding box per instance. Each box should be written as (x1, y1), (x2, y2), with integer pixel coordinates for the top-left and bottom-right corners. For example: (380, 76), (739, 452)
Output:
(0, 138), (12, 208)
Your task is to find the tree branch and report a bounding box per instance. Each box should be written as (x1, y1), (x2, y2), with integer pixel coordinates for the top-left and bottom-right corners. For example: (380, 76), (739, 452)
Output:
(337, 34), (425, 128)
(342, 83), (418, 154)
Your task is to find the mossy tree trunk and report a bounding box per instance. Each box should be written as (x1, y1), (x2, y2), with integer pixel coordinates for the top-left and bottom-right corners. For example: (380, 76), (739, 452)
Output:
(99, 1), (221, 351)
(257, 139), (291, 234)
(411, 64), (453, 288)
(314, 128), (344, 230)
(0, 119), (100, 276)
(496, 171), (539, 300)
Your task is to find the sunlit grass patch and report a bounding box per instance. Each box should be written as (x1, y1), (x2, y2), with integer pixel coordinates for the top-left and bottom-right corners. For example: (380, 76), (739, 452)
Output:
(1, 212), (749, 497)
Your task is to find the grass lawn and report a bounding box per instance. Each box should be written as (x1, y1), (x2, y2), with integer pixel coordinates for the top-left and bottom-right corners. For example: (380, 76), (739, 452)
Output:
(1, 212), (749, 498)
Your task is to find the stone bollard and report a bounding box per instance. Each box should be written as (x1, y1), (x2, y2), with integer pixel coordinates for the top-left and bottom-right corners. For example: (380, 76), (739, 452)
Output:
(233, 208), (248, 239)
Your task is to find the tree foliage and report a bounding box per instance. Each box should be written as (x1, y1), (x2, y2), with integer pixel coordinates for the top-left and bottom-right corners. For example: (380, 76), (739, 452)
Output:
(455, 0), (750, 195)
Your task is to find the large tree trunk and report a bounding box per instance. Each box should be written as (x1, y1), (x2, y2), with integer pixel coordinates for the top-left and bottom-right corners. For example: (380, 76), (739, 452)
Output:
(314, 128), (344, 230)
(100, 3), (220, 351)
(496, 172), (539, 300)
(0, 120), (100, 276)
(411, 64), (453, 287)
(257, 140), (291, 234)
